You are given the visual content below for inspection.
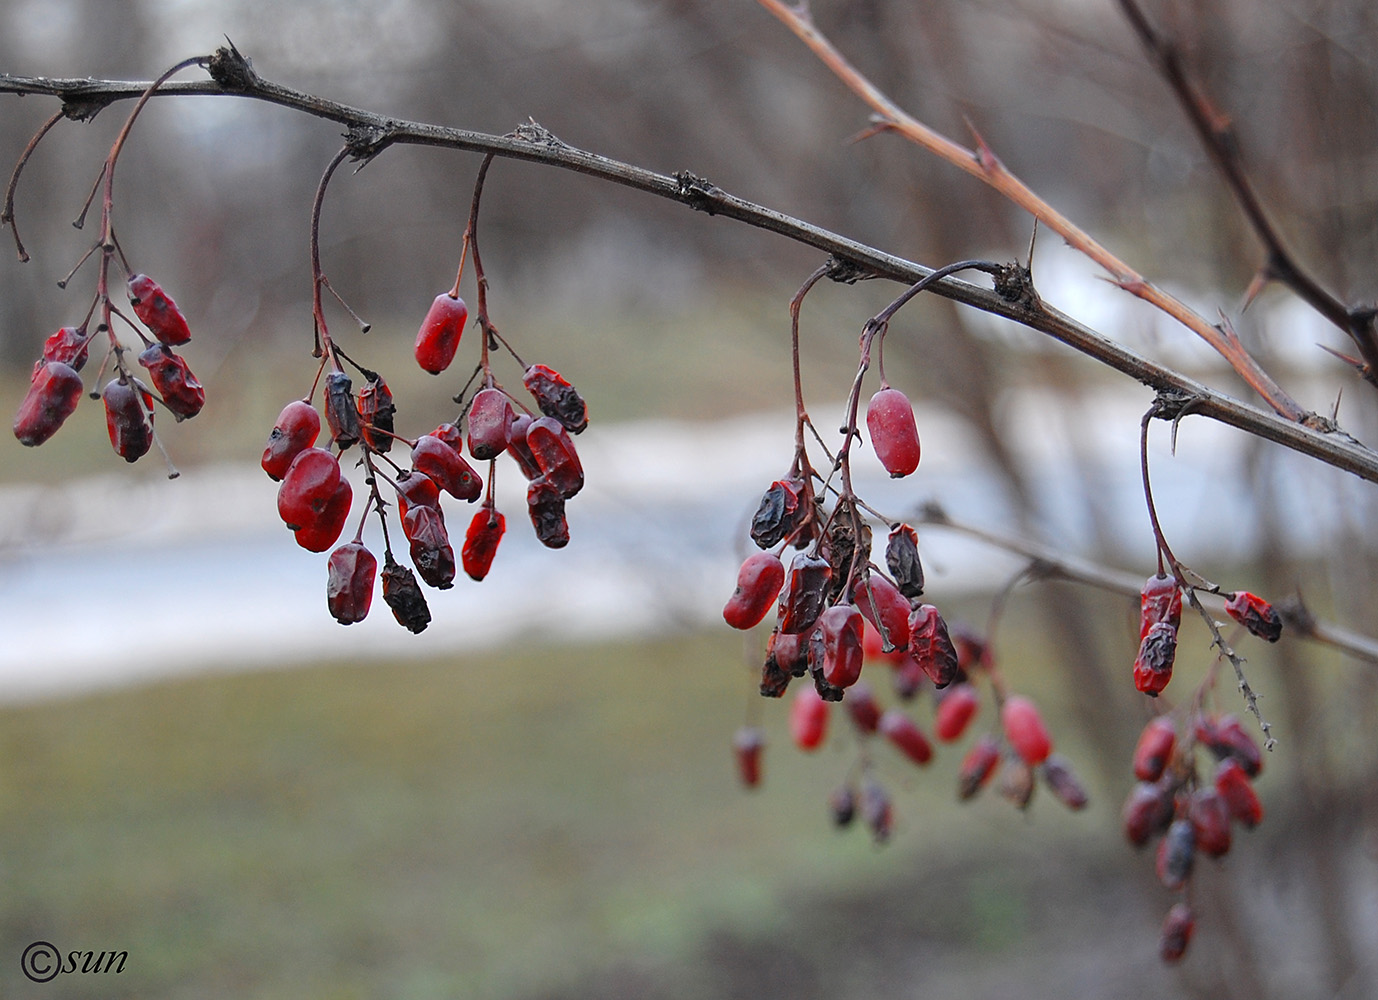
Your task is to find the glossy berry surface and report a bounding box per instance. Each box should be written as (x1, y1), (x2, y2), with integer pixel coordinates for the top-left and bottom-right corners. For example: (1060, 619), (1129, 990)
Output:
(789, 684), (829, 751)
(723, 551), (786, 630)
(412, 434), (482, 501)
(326, 541), (377, 625)
(818, 604), (864, 690)
(1140, 573), (1181, 637)
(525, 416), (584, 498)
(261, 400), (321, 481)
(865, 386), (921, 477)
(1214, 757), (1263, 827)
(1132, 716), (1177, 782)
(293, 478), (352, 553)
(934, 683), (979, 742)
(276, 447), (342, 530)
(461, 505), (506, 581)
(879, 709), (933, 765)
(41, 326), (89, 369)
(128, 273), (191, 346)
(14, 361), (83, 446)
(1001, 695), (1052, 765)
(467, 388), (513, 461)
(907, 604), (959, 688)
(414, 292), (467, 374)
(138, 344), (204, 420)
(854, 573), (910, 652)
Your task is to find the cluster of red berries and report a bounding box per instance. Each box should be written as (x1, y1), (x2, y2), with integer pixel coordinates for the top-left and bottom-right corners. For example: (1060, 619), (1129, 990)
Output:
(13, 274), (204, 462)
(1123, 710), (1265, 962)
(263, 289), (587, 632)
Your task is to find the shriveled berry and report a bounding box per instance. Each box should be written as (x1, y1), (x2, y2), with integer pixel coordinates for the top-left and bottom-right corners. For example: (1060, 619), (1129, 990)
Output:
(750, 478), (805, 550)
(403, 504), (456, 589)
(323, 371), (361, 450)
(777, 553), (832, 635)
(138, 344), (204, 420)
(1196, 714), (1263, 777)
(523, 363), (588, 434)
(394, 469), (442, 519)
(1156, 818), (1196, 889)
(356, 377), (396, 453)
(526, 416), (584, 498)
(1140, 573), (1181, 637)
(1214, 757), (1263, 828)
(934, 683), (980, 742)
(461, 504), (506, 582)
(527, 478), (570, 548)
(723, 551), (786, 630)
(907, 604), (960, 688)
(128, 273), (191, 346)
(866, 386), (921, 477)
(41, 326), (89, 369)
(1159, 903), (1195, 964)
(958, 735), (1002, 800)
(885, 522), (925, 599)
(843, 681), (881, 734)
(293, 478), (352, 553)
(326, 541), (377, 625)
(1133, 716), (1177, 782)
(414, 292), (467, 374)
(732, 726), (764, 788)
(412, 434), (482, 501)
(1188, 787), (1232, 858)
(14, 361), (83, 446)
(277, 448), (343, 530)
(505, 413), (543, 480)
(261, 400), (321, 481)
(467, 387), (513, 461)
(1041, 754), (1088, 810)
(789, 684), (829, 751)
(854, 573), (910, 652)
(1122, 780), (1175, 847)
(879, 709), (932, 765)
(761, 629), (805, 697)
(829, 784), (857, 827)
(432, 421), (465, 451)
(102, 378), (153, 462)
(1002, 694), (1052, 766)
(860, 780), (893, 843)
(1224, 591), (1283, 643)
(1134, 622), (1178, 696)
(381, 556), (431, 633)
(817, 603), (864, 690)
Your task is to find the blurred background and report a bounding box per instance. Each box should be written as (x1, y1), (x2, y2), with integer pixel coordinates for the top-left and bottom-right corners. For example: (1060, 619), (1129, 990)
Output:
(1, 0), (1377, 997)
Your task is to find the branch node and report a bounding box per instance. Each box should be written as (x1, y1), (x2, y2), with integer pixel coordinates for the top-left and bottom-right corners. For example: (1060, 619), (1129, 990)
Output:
(674, 170), (722, 214)
(509, 118), (569, 149)
(824, 255), (870, 285)
(208, 39), (258, 91)
(992, 261), (1040, 310)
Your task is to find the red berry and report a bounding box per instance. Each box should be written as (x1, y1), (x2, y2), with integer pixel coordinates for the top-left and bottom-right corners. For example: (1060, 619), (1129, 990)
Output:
(431, 421), (465, 451)
(102, 378), (153, 463)
(1188, 787), (1232, 858)
(934, 683), (980, 742)
(1041, 754), (1088, 810)
(843, 681), (882, 734)
(1133, 622), (1178, 696)
(326, 541), (377, 625)
(412, 434), (482, 501)
(1122, 780), (1175, 848)
(128, 273), (191, 346)
(732, 726), (765, 788)
(293, 477), (352, 553)
(1001, 694), (1052, 765)
(1214, 758), (1263, 828)
(138, 344), (204, 420)
(461, 504), (506, 582)
(277, 447), (342, 530)
(958, 735), (1002, 800)
(414, 292), (467, 374)
(1155, 818), (1196, 889)
(467, 388), (513, 461)
(1140, 573), (1181, 638)
(907, 604), (960, 688)
(527, 478), (570, 548)
(14, 361), (83, 446)
(854, 573), (911, 653)
(504, 413), (543, 480)
(522, 363), (588, 434)
(1224, 591), (1283, 643)
(817, 603), (864, 690)
(356, 377), (396, 453)
(999, 758), (1036, 810)
(1159, 903), (1195, 963)
(776, 553), (832, 635)
(1132, 716), (1177, 782)
(879, 709), (932, 765)
(41, 326), (90, 369)
(789, 684), (829, 751)
(402, 504), (456, 589)
(1196, 713), (1263, 777)
(865, 386), (921, 477)
(261, 401), (321, 481)
(723, 551), (786, 630)
(394, 469), (442, 520)
(761, 629), (806, 697)
(525, 416), (584, 498)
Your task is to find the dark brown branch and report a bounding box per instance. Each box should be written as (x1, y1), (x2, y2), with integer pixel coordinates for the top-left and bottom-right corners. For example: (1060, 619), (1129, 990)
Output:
(3, 54), (1378, 484)
(1115, 0), (1378, 382)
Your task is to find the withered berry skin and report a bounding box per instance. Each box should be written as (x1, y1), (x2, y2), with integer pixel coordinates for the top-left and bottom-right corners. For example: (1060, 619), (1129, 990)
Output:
(1042, 754), (1088, 810)
(1133, 716), (1177, 782)
(958, 735), (1001, 800)
(777, 553), (832, 635)
(866, 387), (921, 477)
(1159, 903), (1195, 963)
(324, 371), (361, 450)
(523, 363), (588, 434)
(885, 523), (925, 599)
(403, 504), (457, 589)
(526, 416), (584, 498)
(1214, 757), (1263, 828)
(138, 344), (205, 420)
(414, 293), (467, 375)
(41, 326), (89, 369)
(527, 478), (569, 549)
(750, 479), (804, 550)
(14, 361), (83, 446)
(102, 378), (153, 463)
(1224, 591), (1283, 643)
(382, 557), (431, 633)
(412, 434), (482, 501)
(326, 541), (377, 625)
(356, 377), (396, 453)
(128, 273), (192, 346)
(1134, 622), (1178, 696)
(1156, 818), (1196, 890)
(907, 604), (959, 688)
(723, 552), (786, 630)
(1140, 573), (1181, 637)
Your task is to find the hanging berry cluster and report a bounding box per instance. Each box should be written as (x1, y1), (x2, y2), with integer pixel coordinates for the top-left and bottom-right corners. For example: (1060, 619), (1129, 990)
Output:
(10, 58), (212, 470)
(724, 259), (1087, 842)
(260, 152), (587, 632)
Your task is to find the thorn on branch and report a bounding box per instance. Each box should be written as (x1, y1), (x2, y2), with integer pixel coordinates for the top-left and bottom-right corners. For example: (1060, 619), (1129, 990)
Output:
(824, 255), (871, 285)
(509, 118), (569, 149)
(344, 124), (392, 164)
(674, 171), (722, 214)
(59, 93), (118, 122)
(992, 261), (1040, 310)
(208, 39), (258, 90)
